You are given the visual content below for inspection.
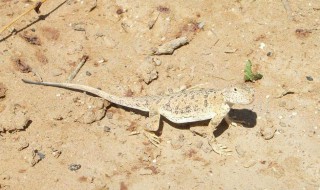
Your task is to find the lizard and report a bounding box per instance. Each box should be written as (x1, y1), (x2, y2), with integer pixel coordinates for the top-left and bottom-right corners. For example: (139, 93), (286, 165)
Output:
(22, 79), (254, 155)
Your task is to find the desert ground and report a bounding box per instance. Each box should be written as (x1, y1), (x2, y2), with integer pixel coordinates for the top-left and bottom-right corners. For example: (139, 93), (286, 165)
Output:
(0, 0), (319, 189)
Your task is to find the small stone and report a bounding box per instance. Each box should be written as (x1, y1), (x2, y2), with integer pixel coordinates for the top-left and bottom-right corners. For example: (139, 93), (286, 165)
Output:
(307, 130), (316, 137)
(31, 149), (45, 167)
(97, 58), (106, 64)
(242, 159), (257, 168)
(306, 76), (313, 81)
(71, 22), (86, 31)
(259, 42), (266, 49)
(137, 58), (158, 84)
(86, 71), (92, 76)
(0, 82), (7, 98)
(51, 68), (63, 76)
(279, 122), (287, 127)
(52, 150), (62, 158)
(267, 52), (272, 56)
(104, 126), (111, 132)
(69, 164), (81, 171)
(198, 21), (205, 29)
(106, 112), (113, 119)
(152, 57), (161, 66)
(260, 126), (276, 140)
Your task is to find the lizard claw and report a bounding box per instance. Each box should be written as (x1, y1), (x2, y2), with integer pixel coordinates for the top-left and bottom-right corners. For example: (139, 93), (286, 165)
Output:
(143, 130), (160, 147)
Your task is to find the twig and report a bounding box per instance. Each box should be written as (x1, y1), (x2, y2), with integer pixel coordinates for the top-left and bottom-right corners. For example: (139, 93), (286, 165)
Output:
(66, 55), (89, 82)
(0, 0), (48, 35)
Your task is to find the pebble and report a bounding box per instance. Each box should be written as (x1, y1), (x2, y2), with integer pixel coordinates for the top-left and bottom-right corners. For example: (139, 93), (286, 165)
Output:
(279, 122), (287, 127)
(137, 58), (158, 84)
(306, 76), (313, 81)
(198, 21), (205, 29)
(152, 57), (161, 66)
(86, 71), (92, 76)
(106, 112), (113, 119)
(259, 42), (266, 49)
(104, 126), (111, 132)
(69, 164), (81, 171)
(71, 22), (86, 31)
(51, 68), (63, 76)
(267, 52), (272, 56)
(97, 58), (106, 64)
(242, 159), (257, 168)
(260, 126), (276, 140)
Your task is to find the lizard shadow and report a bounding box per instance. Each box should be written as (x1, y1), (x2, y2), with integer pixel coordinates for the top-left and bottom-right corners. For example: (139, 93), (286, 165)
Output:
(157, 108), (257, 137)
(0, 0), (68, 43)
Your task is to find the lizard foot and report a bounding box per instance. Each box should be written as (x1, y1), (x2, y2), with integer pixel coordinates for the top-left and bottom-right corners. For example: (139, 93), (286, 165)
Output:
(209, 140), (232, 156)
(143, 130), (160, 147)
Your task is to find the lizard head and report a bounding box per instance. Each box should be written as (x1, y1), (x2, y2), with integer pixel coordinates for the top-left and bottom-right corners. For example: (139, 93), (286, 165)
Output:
(222, 85), (254, 105)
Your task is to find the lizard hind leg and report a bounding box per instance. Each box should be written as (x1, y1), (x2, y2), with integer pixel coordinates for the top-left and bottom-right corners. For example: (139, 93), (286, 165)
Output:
(189, 123), (230, 155)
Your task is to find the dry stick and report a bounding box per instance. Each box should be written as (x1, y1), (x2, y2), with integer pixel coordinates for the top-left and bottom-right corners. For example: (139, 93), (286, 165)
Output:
(0, 0), (48, 35)
(66, 55), (89, 82)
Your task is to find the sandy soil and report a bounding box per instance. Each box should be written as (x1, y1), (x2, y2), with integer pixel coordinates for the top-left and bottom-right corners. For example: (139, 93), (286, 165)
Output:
(0, 0), (320, 189)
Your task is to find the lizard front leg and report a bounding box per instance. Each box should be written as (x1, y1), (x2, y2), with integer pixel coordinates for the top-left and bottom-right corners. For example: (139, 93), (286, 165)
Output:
(143, 104), (161, 146)
(207, 116), (232, 156)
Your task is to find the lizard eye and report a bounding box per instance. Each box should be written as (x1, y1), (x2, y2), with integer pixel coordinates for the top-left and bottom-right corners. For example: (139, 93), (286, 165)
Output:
(234, 88), (237, 91)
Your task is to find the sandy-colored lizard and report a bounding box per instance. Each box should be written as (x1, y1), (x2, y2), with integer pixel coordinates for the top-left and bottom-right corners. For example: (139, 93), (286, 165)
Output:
(22, 79), (254, 155)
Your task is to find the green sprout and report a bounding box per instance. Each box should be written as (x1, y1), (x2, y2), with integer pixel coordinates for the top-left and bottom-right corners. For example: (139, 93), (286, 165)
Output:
(244, 60), (263, 82)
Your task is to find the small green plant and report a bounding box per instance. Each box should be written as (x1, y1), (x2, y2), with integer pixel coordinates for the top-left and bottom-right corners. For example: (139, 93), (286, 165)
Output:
(244, 60), (263, 82)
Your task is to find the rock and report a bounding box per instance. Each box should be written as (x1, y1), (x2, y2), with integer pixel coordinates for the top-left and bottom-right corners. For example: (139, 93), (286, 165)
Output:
(68, 164), (81, 171)
(279, 122), (287, 127)
(86, 71), (92, 76)
(71, 22), (86, 31)
(306, 76), (313, 81)
(104, 126), (111, 133)
(0, 82), (7, 98)
(260, 126), (276, 140)
(0, 104), (30, 133)
(242, 159), (257, 168)
(30, 149), (45, 167)
(152, 57), (161, 66)
(51, 68), (63, 76)
(106, 112), (113, 119)
(137, 58), (158, 84)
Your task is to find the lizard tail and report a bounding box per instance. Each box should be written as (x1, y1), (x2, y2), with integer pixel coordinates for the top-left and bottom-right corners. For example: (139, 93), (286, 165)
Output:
(21, 79), (143, 111)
